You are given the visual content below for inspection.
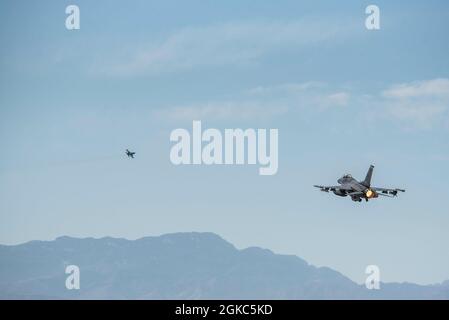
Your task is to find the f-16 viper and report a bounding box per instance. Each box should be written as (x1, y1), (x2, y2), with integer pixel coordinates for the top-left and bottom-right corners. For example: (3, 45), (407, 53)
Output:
(314, 165), (405, 202)
(126, 149), (136, 158)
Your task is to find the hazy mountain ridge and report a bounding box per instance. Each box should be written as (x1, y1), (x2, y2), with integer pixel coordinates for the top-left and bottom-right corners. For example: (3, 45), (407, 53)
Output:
(0, 232), (447, 299)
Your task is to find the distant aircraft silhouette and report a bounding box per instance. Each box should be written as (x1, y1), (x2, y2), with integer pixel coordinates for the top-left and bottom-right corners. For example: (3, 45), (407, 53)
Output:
(126, 149), (136, 159)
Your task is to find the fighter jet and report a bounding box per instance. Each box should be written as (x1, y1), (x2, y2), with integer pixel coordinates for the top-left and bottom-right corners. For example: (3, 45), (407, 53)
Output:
(126, 149), (136, 159)
(314, 165), (405, 202)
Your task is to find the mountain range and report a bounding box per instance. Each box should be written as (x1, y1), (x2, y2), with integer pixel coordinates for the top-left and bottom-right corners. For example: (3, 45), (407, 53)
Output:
(0, 232), (448, 299)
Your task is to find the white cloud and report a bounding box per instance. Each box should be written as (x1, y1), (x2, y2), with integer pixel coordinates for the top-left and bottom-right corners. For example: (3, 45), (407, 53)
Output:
(323, 92), (350, 107)
(155, 101), (288, 121)
(386, 101), (446, 128)
(246, 82), (350, 109)
(155, 82), (350, 121)
(382, 78), (449, 99)
(246, 82), (325, 96)
(154, 78), (449, 129)
(99, 19), (351, 76)
(381, 78), (449, 129)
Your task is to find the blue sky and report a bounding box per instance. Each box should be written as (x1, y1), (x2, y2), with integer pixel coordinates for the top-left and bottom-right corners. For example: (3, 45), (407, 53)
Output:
(1, 0), (449, 285)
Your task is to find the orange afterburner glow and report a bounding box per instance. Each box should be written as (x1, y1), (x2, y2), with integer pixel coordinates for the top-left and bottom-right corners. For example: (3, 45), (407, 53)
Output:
(365, 189), (375, 198)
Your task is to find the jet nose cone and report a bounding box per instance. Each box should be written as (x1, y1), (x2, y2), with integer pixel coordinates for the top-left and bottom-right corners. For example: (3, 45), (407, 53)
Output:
(337, 178), (342, 184)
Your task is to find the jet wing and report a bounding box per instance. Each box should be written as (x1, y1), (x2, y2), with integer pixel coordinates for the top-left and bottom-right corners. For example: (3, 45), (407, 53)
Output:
(372, 187), (405, 196)
(313, 185), (352, 193)
(347, 191), (364, 196)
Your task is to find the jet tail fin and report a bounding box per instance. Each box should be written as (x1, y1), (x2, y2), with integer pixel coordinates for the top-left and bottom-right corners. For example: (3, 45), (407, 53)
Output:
(362, 165), (374, 187)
